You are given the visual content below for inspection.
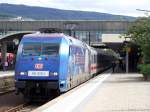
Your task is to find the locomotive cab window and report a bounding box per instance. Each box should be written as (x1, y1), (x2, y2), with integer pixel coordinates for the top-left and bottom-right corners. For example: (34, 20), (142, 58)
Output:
(42, 43), (60, 56)
(22, 42), (60, 56)
(22, 43), (41, 56)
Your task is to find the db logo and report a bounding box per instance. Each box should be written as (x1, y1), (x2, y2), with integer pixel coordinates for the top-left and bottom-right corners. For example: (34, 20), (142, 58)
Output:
(35, 64), (43, 69)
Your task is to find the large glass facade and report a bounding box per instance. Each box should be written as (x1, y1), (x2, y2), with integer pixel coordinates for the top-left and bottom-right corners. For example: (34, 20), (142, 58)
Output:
(64, 30), (102, 45)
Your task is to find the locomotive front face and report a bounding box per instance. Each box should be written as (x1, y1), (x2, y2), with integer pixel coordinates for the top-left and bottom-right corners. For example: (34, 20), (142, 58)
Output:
(15, 35), (70, 98)
(15, 37), (61, 81)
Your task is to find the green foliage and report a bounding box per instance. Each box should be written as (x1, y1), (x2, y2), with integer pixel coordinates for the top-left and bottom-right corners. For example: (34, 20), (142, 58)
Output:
(137, 64), (143, 71)
(141, 64), (150, 76)
(125, 18), (150, 64)
(126, 18), (150, 46)
(143, 44), (150, 64)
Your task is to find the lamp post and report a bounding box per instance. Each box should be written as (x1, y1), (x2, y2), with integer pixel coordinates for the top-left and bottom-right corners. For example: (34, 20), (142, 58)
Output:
(124, 38), (130, 73)
(136, 9), (150, 17)
(126, 45), (129, 73)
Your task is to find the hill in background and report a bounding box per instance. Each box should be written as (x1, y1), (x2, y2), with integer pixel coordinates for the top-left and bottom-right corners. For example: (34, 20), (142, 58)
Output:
(0, 3), (135, 21)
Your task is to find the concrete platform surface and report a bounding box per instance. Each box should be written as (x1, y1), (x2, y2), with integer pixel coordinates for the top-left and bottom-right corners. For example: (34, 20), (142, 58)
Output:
(33, 73), (150, 112)
(0, 71), (14, 78)
(78, 73), (150, 112)
(0, 71), (15, 93)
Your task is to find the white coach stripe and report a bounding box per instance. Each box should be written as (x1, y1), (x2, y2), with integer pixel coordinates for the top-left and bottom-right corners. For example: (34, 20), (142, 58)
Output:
(42, 73), (111, 112)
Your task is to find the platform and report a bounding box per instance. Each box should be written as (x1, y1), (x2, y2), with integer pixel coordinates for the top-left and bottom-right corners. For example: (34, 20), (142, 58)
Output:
(0, 71), (14, 78)
(0, 71), (15, 93)
(33, 73), (150, 112)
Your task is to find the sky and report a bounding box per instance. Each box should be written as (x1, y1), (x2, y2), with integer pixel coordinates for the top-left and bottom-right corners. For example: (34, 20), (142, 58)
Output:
(0, 0), (150, 17)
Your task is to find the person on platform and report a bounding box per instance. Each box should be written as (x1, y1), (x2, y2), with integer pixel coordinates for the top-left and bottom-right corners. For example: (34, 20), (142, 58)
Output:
(3, 61), (8, 71)
(112, 61), (116, 73)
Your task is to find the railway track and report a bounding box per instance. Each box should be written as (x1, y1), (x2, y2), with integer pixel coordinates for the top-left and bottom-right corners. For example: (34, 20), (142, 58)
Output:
(5, 103), (39, 112)
(0, 89), (15, 96)
(3, 70), (111, 112)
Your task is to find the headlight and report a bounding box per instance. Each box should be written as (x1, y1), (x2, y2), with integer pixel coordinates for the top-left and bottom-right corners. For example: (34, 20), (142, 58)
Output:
(49, 72), (58, 76)
(60, 80), (66, 84)
(20, 72), (27, 76)
(53, 72), (58, 76)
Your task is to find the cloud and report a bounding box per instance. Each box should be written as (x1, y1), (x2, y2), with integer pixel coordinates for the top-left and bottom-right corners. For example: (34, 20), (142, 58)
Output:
(0, 0), (150, 17)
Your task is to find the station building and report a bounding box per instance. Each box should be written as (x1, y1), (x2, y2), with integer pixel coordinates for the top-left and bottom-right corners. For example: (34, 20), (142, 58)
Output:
(0, 20), (139, 72)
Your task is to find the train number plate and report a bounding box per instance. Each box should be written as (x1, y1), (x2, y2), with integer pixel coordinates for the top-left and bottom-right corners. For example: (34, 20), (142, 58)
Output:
(28, 71), (49, 77)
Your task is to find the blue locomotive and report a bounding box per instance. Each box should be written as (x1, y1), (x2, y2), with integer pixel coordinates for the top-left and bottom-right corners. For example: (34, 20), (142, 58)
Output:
(15, 29), (116, 100)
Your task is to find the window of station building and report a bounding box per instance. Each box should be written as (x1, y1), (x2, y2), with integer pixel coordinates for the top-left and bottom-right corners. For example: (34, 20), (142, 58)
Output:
(96, 32), (102, 42)
(90, 31), (102, 43)
(63, 30), (102, 44)
(63, 30), (70, 35)
(74, 31), (80, 39)
(82, 31), (88, 42)
(75, 31), (86, 40)
(75, 31), (89, 43)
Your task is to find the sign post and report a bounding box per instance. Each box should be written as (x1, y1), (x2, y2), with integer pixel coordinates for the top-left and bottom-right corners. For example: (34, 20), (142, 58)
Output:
(126, 47), (131, 73)
(126, 48), (129, 73)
